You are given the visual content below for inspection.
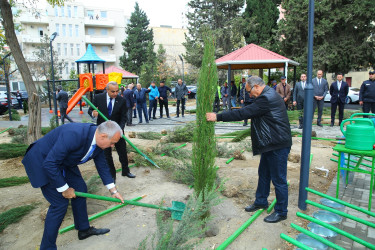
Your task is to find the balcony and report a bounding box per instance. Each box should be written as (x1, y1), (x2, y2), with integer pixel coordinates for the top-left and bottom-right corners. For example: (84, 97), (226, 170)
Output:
(85, 35), (115, 45)
(18, 13), (49, 25)
(21, 35), (44, 44)
(98, 54), (116, 62)
(23, 53), (38, 62)
(84, 17), (115, 28)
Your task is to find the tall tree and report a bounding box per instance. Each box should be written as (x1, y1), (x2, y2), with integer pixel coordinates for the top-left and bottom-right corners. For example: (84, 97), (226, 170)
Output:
(155, 44), (173, 83)
(120, 2), (154, 76)
(278, 0), (375, 74)
(243, 0), (279, 49)
(184, 0), (245, 68)
(139, 41), (157, 85)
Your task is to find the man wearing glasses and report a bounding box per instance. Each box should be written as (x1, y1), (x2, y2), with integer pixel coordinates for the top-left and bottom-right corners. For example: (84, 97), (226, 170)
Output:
(206, 76), (292, 223)
(359, 70), (375, 114)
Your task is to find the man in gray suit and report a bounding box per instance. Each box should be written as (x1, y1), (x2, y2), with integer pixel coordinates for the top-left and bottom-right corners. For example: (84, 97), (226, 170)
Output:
(293, 73), (307, 129)
(56, 85), (74, 124)
(312, 70), (329, 127)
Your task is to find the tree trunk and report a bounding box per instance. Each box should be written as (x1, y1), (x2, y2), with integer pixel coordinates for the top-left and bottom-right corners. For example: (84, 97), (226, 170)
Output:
(1, 0), (42, 144)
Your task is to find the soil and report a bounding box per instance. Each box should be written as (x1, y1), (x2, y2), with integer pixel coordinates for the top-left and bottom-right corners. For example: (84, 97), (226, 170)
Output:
(0, 125), (340, 250)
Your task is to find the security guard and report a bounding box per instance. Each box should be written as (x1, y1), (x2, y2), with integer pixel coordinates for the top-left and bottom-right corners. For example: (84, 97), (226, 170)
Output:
(359, 69), (375, 113)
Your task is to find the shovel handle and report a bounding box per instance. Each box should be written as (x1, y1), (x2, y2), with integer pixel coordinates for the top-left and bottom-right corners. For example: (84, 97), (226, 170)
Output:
(350, 113), (375, 119)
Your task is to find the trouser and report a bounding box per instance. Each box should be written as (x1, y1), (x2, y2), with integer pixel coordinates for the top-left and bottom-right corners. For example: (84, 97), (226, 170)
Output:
(176, 98), (186, 116)
(222, 97), (228, 110)
(148, 99), (157, 119)
(363, 102), (375, 114)
(313, 98), (324, 124)
(331, 100), (345, 125)
(159, 98), (169, 117)
(126, 108), (133, 125)
(137, 102), (148, 123)
(104, 137), (129, 180)
(297, 100), (304, 126)
(213, 97), (220, 113)
(40, 167), (89, 250)
(60, 108), (73, 124)
(133, 108), (137, 118)
(17, 99), (23, 109)
(254, 147), (290, 216)
(231, 97), (237, 109)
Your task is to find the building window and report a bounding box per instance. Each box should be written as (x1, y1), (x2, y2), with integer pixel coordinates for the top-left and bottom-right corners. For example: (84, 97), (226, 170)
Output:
(67, 6), (71, 18)
(55, 23), (60, 36)
(87, 10), (94, 19)
(60, 6), (64, 17)
(38, 27), (43, 37)
(87, 28), (95, 35)
(65, 63), (69, 74)
(102, 46), (109, 53)
(70, 44), (74, 56)
(101, 28), (108, 35)
(62, 24), (66, 36)
(100, 11), (107, 18)
(54, 6), (58, 17)
(75, 25), (79, 37)
(74, 6), (78, 17)
(64, 43), (68, 56)
(76, 44), (80, 56)
(71, 62), (75, 73)
(57, 43), (61, 56)
(69, 24), (73, 37)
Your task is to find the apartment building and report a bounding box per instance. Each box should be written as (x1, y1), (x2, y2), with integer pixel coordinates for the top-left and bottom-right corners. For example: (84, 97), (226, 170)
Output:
(10, 2), (128, 90)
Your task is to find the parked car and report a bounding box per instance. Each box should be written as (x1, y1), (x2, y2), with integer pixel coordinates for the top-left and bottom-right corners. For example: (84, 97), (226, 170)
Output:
(171, 85), (197, 99)
(0, 92), (18, 108)
(324, 87), (360, 104)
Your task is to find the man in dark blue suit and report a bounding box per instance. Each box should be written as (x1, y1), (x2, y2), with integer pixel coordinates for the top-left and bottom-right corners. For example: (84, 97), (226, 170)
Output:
(22, 121), (125, 250)
(330, 72), (349, 126)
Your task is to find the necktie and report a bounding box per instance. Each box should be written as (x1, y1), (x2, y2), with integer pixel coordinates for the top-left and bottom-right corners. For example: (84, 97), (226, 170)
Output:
(79, 145), (97, 164)
(318, 79), (321, 86)
(108, 98), (113, 117)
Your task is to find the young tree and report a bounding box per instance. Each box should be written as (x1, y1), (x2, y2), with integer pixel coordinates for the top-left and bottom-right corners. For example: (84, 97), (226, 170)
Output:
(155, 44), (173, 83)
(184, 0), (245, 68)
(120, 2), (154, 76)
(278, 0), (375, 74)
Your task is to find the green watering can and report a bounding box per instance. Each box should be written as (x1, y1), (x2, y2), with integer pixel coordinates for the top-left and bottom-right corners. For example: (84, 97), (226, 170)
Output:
(340, 113), (375, 151)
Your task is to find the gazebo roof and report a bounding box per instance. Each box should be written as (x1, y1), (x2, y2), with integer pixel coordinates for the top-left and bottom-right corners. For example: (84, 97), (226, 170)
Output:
(216, 43), (299, 70)
(76, 44), (106, 63)
(97, 65), (139, 79)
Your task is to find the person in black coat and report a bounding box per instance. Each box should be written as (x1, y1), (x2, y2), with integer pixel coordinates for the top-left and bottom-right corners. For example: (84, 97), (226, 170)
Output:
(123, 84), (136, 126)
(56, 85), (74, 124)
(330, 73), (349, 126)
(88, 81), (136, 180)
(359, 69), (375, 114)
(158, 81), (172, 118)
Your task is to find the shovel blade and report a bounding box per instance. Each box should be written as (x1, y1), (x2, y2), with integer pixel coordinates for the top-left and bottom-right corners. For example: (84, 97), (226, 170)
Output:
(171, 201), (186, 221)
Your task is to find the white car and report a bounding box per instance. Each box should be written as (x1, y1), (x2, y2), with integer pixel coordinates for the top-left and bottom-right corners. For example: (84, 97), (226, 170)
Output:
(324, 87), (360, 104)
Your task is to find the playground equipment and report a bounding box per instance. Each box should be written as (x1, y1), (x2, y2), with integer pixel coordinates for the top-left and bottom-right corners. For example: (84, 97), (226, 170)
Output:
(75, 192), (186, 221)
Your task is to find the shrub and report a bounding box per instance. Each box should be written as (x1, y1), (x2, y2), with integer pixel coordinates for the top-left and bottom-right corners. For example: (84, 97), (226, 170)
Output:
(0, 204), (36, 233)
(23, 100), (28, 114)
(86, 175), (102, 194)
(153, 143), (192, 160)
(10, 128), (28, 144)
(0, 143), (28, 159)
(0, 176), (30, 188)
(232, 128), (251, 142)
(138, 132), (163, 140)
(167, 123), (195, 143)
(216, 142), (236, 158)
(4, 109), (21, 121)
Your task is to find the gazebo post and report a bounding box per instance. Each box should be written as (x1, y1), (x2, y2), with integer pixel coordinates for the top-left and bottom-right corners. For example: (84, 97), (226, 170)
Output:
(285, 62), (288, 82)
(268, 69), (271, 83)
(293, 66), (297, 88)
(228, 64), (232, 110)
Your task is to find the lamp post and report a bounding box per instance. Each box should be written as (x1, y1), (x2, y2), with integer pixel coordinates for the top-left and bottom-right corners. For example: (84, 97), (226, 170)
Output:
(2, 53), (12, 121)
(179, 55), (184, 84)
(50, 32), (59, 126)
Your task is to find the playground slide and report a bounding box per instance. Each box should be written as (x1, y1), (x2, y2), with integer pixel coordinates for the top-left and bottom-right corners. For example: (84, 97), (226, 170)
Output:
(66, 87), (90, 114)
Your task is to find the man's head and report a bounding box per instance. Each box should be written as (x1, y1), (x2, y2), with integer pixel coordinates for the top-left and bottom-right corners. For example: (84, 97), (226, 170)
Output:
(57, 85), (62, 91)
(242, 78), (246, 83)
(317, 70), (323, 79)
(128, 84), (133, 90)
(369, 70), (375, 80)
(17, 90), (20, 93)
(300, 74), (307, 82)
(230, 80), (234, 85)
(336, 73), (343, 81)
(246, 76), (266, 98)
(280, 76), (286, 84)
(272, 80), (277, 86)
(96, 121), (123, 149)
(150, 81), (156, 88)
(160, 81), (165, 87)
(137, 83), (142, 90)
(178, 79), (182, 85)
(224, 82), (228, 87)
(106, 82), (119, 99)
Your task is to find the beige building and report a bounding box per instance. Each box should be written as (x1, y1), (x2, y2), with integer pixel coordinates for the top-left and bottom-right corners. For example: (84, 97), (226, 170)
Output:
(10, 2), (129, 90)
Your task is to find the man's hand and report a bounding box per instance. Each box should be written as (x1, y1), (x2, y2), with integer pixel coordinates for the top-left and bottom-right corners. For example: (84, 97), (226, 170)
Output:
(206, 112), (217, 122)
(92, 109), (99, 117)
(155, 96), (158, 99)
(293, 101), (297, 106)
(225, 94), (228, 97)
(169, 93), (172, 96)
(240, 100), (244, 104)
(160, 97), (163, 100)
(112, 192), (124, 203)
(62, 187), (76, 199)
(360, 101), (363, 106)
(284, 98), (287, 102)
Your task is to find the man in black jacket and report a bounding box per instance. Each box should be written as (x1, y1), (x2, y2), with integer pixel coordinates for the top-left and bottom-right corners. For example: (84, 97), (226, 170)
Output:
(329, 73), (349, 126)
(158, 81), (172, 118)
(88, 82), (136, 181)
(206, 76), (292, 223)
(56, 85), (74, 124)
(359, 70), (375, 114)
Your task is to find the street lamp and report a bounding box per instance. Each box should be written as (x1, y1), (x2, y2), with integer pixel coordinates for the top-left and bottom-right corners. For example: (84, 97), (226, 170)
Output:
(50, 32), (59, 126)
(2, 53), (12, 121)
(179, 54), (184, 84)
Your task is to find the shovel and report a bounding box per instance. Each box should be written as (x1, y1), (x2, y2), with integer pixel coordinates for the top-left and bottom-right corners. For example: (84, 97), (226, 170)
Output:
(75, 191), (185, 220)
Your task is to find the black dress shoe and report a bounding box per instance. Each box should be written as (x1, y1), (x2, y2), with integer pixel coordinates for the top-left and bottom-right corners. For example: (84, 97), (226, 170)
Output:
(330, 123), (334, 127)
(127, 124), (135, 126)
(264, 212), (287, 223)
(78, 227), (110, 240)
(244, 203), (268, 212)
(298, 124), (303, 129)
(167, 116), (170, 118)
(122, 172), (136, 178)
(317, 123), (323, 127)
(153, 117), (157, 119)
(243, 123), (247, 126)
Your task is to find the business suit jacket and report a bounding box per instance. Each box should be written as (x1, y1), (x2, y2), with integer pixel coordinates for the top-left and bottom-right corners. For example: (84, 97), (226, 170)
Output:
(123, 89), (135, 109)
(276, 83), (291, 100)
(330, 81), (349, 104)
(56, 90), (69, 109)
(312, 77), (329, 97)
(293, 81), (305, 104)
(88, 92), (127, 130)
(22, 123), (113, 188)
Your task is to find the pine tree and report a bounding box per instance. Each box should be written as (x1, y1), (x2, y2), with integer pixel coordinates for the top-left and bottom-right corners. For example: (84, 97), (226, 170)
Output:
(278, 0), (375, 73)
(139, 41), (157, 85)
(243, 0), (279, 49)
(156, 44), (173, 83)
(119, 2), (154, 75)
(183, 0), (244, 68)
(192, 34), (218, 200)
